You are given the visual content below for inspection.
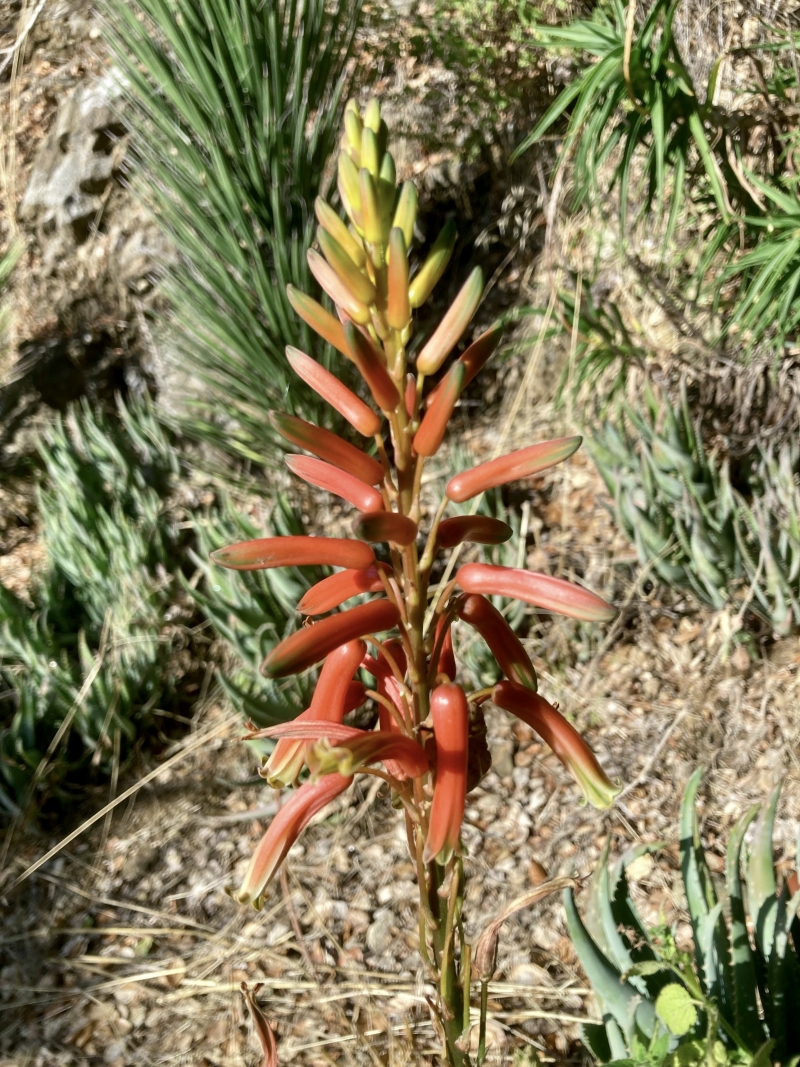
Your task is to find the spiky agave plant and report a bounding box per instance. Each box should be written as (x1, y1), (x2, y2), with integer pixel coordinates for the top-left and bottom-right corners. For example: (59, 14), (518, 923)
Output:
(565, 768), (800, 1067)
(212, 99), (620, 1064)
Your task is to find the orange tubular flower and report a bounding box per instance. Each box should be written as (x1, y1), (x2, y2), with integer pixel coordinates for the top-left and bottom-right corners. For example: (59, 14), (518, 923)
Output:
(426, 322), (504, 410)
(413, 362), (465, 457)
(416, 267), (484, 376)
(363, 639), (408, 730)
(231, 773), (353, 908)
(437, 515), (513, 549)
(433, 613), (456, 681)
(286, 285), (349, 356)
(404, 374), (415, 417)
(492, 681), (620, 809)
(308, 731), (428, 780)
(424, 683), (469, 864)
(270, 411), (384, 485)
(342, 680), (368, 714)
(297, 564), (390, 615)
(343, 323), (400, 412)
(456, 563), (616, 623)
(456, 593), (538, 691)
(353, 511), (418, 546)
(285, 347), (380, 437)
(446, 436), (582, 503)
(263, 599), (401, 677)
(211, 535), (374, 572)
(255, 721), (365, 743)
(362, 641), (410, 777)
(286, 455), (384, 513)
(263, 640), (366, 786)
(256, 720), (426, 782)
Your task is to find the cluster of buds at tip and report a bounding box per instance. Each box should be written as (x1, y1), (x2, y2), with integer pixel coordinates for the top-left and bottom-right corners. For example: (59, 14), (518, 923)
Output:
(214, 98), (621, 912)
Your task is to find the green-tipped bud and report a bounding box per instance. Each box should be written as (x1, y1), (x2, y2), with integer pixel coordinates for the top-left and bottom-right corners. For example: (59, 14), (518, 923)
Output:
(416, 266), (483, 375)
(446, 436), (582, 502)
(317, 226), (376, 306)
(361, 127), (380, 178)
(363, 98), (381, 132)
(408, 219), (457, 309)
(377, 152), (397, 226)
(392, 182), (418, 248)
(315, 198), (366, 267)
(387, 228), (411, 331)
(425, 322), (503, 408)
(377, 179), (397, 230)
(370, 307), (391, 342)
(344, 107), (362, 159)
(366, 98), (381, 130)
(494, 683), (621, 809)
(379, 152), (396, 188)
(338, 151), (362, 227)
(359, 168), (383, 245)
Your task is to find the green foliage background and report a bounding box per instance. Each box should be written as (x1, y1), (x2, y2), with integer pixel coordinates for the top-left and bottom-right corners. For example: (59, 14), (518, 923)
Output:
(101, 0), (362, 464)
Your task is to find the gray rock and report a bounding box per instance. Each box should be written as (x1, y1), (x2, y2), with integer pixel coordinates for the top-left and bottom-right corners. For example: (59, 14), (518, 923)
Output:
(21, 69), (129, 264)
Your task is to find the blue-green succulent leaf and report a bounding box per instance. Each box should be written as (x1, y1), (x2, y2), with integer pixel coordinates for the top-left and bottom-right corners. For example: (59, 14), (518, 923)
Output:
(726, 803), (765, 1051)
(564, 887), (653, 1040)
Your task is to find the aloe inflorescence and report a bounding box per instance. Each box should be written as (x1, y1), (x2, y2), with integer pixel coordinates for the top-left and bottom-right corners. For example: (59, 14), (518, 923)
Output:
(212, 99), (619, 1063)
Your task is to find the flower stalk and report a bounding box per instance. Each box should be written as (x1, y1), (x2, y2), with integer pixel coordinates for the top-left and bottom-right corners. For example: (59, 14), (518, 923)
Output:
(214, 99), (619, 1064)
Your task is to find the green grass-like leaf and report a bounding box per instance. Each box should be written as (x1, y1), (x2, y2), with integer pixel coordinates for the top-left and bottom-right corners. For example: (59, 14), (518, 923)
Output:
(100, 0), (362, 465)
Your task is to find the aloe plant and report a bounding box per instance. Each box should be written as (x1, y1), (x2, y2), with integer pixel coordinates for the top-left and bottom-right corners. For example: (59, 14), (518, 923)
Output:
(587, 385), (800, 634)
(0, 398), (180, 803)
(209, 98), (621, 1065)
(566, 768), (800, 1066)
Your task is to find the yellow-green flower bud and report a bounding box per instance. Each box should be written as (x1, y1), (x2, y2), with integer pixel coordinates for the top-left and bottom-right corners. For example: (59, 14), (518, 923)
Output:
(408, 219), (457, 309)
(392, 181), (418, 248)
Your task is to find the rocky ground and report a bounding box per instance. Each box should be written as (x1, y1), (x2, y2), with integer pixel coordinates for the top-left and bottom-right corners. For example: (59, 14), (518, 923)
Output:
(2, 1), (800, 1066)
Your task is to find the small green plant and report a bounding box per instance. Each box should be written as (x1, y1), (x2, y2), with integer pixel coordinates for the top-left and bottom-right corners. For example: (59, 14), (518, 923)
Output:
(514, 3), (800, 377)
(587, 385), (800, 634)
(565, 768), (800, 1067)
(0, 398), (181, 803)
(101, 0), (363, 464)
(513, 0), (743, 229)
(555, 281), (650, 405)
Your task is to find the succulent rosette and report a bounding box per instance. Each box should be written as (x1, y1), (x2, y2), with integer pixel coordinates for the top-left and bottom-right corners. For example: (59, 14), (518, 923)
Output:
(213, 98), (620, 1060)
